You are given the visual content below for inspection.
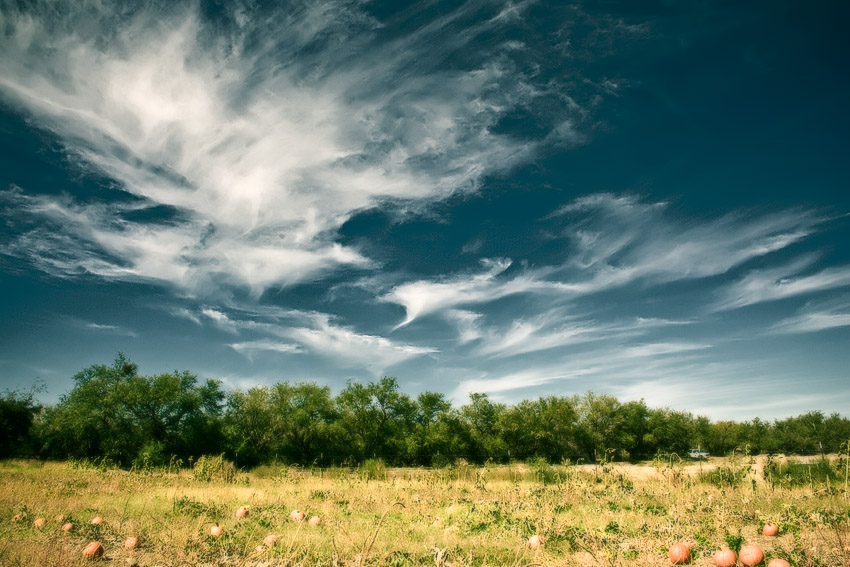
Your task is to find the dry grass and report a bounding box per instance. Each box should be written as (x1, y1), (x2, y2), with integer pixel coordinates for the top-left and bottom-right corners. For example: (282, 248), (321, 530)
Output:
(0, 456), (847, 567)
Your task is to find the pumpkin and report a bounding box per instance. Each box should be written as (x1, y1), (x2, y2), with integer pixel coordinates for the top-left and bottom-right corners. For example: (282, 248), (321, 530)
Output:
(62, 522), (74, 532)
(235, 506), (249, 519)
(289, 509), (305, 521)
(90, 516), (103, 525)
(12, 514), (22, 522)
(263, 534), (280, 547)
(82, 541), (104, 560)
(740, 544), (764, 566)
(124, 536), (139, 550)
(527, 534), (545, 548)
(767, 559), (791, 567)
(308, 515), (322, 526)
(713, 548), (737, 567)
(210, 525), (224, 537)
(668, 543), (691, 564)
(762, 524), (778, 537)
(33, 517), (46, 529)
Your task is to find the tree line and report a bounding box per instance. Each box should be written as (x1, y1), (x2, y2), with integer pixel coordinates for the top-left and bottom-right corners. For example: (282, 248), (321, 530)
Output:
(2, 355), (848, 467)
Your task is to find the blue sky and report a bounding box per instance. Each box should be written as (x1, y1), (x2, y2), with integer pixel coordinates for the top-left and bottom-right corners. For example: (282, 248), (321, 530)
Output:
(1, 1), (848, 420)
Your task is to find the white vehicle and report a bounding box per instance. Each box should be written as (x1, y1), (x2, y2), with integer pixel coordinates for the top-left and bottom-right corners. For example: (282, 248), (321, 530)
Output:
(688, 448), (709, 460)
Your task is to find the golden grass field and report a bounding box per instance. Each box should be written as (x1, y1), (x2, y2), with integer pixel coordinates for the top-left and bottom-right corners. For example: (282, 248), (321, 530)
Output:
(1, 455), (847, 567)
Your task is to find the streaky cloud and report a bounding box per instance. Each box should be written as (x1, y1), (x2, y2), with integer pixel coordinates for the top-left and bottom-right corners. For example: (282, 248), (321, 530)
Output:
(0, 1), (585, 296)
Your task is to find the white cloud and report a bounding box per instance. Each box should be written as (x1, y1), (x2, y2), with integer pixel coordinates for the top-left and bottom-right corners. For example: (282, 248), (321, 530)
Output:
(0, 2), (579, 296)
(180, 305), (436, 374)
(383, 258), (515, 327)
(284, 314), (437, 373)
(769, 300), (850, 334)
(381, 194), (825, 326)
(716, 262), (850, 311)
(84, 323), (137, 338)
(228, 340), (302, 356)
(449, 339), (714, 401)
(552, 193), (820, 284)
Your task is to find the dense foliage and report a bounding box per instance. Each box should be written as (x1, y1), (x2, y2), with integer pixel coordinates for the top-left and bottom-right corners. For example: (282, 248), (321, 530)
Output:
(3, 355), (849, 466)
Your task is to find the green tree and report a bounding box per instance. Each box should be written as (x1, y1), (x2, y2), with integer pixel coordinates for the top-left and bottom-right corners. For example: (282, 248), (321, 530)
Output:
(271, 382), (336, 464)
(499, 396), (581, 462)
(224, 386), (278, 466)
(460, 393), (508, 461)
(645, 408), (695, 457)
(0, 387), (42, 458)
(334, 377), (415, 464)
(37, 354), (223, 465)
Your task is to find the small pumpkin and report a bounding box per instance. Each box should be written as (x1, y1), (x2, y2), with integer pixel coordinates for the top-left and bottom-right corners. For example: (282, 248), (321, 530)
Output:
(740, 544), (765, 566)
(124, 536), (139, 550)
(90, 516), (103, 525)
(527, 534), (545, 548)
(33, 517), (46, 529)
(62, 522), (74, 532)
(210, 524), (224, 537)
(235, 506), (249, 519)
(668, 543), (691, 564)
(263, 534), (280, 547)
(713, 548), (737, 567)
(12, 514), (22, 522)
(762, 523), (778, 537)
(308, 515), (322, 526)
(289, 509), (305, 521)
(767, 559), (791, 567)
(82, 541), (104, 560)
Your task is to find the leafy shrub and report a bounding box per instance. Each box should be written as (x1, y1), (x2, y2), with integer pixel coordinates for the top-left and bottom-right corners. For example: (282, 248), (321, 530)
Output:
(359, 458), (387, 481)
(699, 465), (749, 488)
(192, 454), (236, 483)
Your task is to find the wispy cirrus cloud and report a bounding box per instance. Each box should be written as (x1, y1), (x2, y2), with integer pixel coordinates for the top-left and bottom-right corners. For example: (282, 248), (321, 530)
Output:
(768, 299), (850, 334)
(0, 1), (592, 297)
(551, 194), (821, 284)
(715, 261), (850, 311)
(383, 194), (825, 327)
(449, 339), (714, 401)
(176, 305), (435, 374)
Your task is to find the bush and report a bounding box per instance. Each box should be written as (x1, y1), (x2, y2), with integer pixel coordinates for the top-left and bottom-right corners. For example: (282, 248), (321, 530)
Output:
(192, 454), (237, 483)
(359, 458), (387, 481)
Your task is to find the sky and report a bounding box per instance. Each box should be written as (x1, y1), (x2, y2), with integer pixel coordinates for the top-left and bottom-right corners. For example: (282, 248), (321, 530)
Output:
(1, 0), (848, 421)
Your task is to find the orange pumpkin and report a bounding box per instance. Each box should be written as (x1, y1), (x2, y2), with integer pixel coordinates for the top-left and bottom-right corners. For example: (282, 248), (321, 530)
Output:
(90, 516), (103, 525)
(235, 506), (249, 519)
(740, 544), (764, 566)
(668, 543), (691, 564)
(289, 509), (305, 521)
(527, 534), (545, 548)
(124, 536), (139, 550)
(263, 534), (280, 547)
(62, 522), (74, 532)
(308, 515), (322, 526)
(762, 524), (778, 536)
(210, 525), (224, 537)
(767, 559), (790, 567)
(33, 517), (46, 529)
(82, 541), (104, 560)
(713, 548), (737, 567)
(12, 514), (22, 522)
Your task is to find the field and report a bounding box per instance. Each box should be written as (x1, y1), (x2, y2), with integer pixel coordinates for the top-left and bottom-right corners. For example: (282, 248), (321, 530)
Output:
(1, 455), (847, 567)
